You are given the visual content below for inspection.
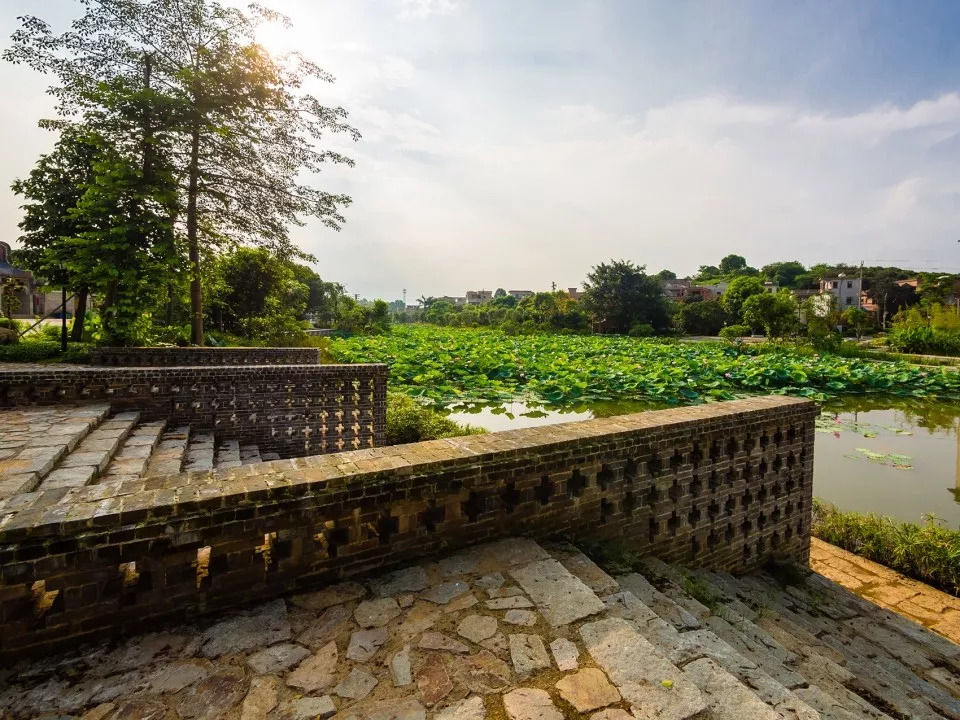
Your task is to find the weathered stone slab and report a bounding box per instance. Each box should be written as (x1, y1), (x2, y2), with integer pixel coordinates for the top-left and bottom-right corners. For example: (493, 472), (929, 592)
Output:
(503, 688), (563, 720)
(416, 653), (453, 706)
(486, 596), (534, 610)
(579, 617), (707, 720)
(246, 643), (310, 675)
(176, 671), (246, 719)
(355, 597), (402, 628)
(291, 581), (366, 612)
(146, 660), (210, 694)
(286, 641), (337, 693)
(511, 559), (605, 626)
(370, 566), (430, 597)
(334, 667), (378, 700)
(391, 645), (413, 686)
(549, 544), (620, 596)
(347, 627), (389, 662)
(285, 695), (337, 720)
(364, 697), (427, 720)
(201, 600), (291, 658)
(550, 638), (579, 671)
(683, 658), (778, 720)
(434, 696), (486, 720)
(457, 615), (498, 644)
(419, 631), (470, 654)
(421, 581), (470, 605)
(240, 675), (278, 720)
(298, 604), (352, 649)
(508, 633), (551, 676)
(555, 668), (621, 712)
(448, 650), (512, 694)
(504, 610), (538, 626)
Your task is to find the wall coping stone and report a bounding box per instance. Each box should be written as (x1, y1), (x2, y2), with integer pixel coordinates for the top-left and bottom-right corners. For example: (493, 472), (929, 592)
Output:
(0, 395), (814, 543)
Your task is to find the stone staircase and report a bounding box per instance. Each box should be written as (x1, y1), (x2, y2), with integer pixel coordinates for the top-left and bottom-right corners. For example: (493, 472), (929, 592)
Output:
(2, 537), (959, 719)
(0, 405), (279, 501)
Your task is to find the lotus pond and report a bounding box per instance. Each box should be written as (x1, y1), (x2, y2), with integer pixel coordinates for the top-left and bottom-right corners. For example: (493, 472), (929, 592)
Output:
(331, 326), (960, 526)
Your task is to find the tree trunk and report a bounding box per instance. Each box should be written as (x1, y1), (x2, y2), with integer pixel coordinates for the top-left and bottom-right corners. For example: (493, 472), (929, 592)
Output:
(187, 124), (203, 345)
(70, 287), (88, 342)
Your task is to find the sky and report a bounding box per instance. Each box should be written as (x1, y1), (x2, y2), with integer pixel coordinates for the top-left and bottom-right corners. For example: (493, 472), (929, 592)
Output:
(1, 0), (960, 301)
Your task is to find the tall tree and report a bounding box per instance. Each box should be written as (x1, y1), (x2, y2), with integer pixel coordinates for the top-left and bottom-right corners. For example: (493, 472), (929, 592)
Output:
(721, 276), (766, 324)
(11, 129), (98, 341)
(6, 0), (359, 345)
(719, 254), (747, 274)
(581, 260), (668, 334)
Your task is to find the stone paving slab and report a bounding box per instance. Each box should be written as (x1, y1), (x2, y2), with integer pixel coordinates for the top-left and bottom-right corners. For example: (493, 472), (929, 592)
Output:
(2, 537), (960, 720)
(810, 537), (960, 644)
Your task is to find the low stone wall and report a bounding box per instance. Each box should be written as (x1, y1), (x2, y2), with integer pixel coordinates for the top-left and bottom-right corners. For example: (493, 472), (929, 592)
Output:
(0, 395), (816, 659)
(0, 363), (387, 457)
(88, 346), (322, 366)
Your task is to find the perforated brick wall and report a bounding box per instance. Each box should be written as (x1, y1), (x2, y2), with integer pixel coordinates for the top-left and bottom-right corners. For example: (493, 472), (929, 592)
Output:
(0, 396), (816, 659)
(0, 364), (387, 457)
(88, 347), (322, 366)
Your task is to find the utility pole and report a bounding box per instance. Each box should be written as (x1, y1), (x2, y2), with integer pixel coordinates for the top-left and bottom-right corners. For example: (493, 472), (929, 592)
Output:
(402, 288), (407, 307)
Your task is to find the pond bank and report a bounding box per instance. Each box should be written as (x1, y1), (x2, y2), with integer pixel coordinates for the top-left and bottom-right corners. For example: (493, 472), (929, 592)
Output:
(810, 538), (960, 643)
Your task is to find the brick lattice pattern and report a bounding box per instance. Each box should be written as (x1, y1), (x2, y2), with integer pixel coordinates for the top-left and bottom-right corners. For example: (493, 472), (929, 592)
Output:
(88, 346), (323, 366)
(0, 395), (816, 660)
(0, 363), (387, 458)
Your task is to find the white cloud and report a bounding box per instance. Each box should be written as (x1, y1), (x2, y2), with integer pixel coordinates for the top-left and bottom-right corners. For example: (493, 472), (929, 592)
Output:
(301, 91), (960, 297)
(398, 0), (466, 20)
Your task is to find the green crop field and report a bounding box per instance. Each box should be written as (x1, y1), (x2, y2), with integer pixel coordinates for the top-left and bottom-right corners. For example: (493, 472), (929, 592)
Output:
(330, 325), (960, 409)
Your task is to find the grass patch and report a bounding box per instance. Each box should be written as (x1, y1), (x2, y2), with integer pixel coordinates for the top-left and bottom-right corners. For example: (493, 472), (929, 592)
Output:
(385, 392), (485, 445)
(813, 498), (960, 596)
(570, 538), (648, 576)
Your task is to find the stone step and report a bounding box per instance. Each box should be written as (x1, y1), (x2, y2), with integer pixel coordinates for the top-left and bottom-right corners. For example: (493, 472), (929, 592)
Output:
(239, 444), (262, 465)
(35, 410), (140, 492)
(100, 420), (166, 481)
(260, 451), (281, 462)
(692, 566), (952, 719)
(142, 426), (191, 478)
(606, 583), (819, 719)
(183, 432), (215, 472)
(214, 439), (241, 470)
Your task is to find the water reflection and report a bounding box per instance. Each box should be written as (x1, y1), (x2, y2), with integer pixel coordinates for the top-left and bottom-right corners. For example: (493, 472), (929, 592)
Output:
(449, 395), (960, 528)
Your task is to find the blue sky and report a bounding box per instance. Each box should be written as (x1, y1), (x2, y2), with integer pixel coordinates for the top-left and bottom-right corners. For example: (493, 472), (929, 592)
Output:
(2, 0), (960, 301)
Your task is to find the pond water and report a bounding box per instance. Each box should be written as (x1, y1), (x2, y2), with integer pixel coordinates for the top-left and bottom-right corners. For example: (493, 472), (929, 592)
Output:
(447, 397), (960, 528)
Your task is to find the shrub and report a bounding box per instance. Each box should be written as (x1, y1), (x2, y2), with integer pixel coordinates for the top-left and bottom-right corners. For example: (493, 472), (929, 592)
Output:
(718, 324), (750, 339)
(888, 325), (960, 356)
(386, 392), (485, 445)
(628, 323), (655, 338)
(813, 499), (960, 596)
(675, 299), (726, 336)
(0, 340), (91, 363)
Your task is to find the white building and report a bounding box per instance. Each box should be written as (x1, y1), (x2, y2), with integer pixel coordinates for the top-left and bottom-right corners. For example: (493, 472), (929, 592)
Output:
(465, 290), (493, 305)
(820, 276), (862, 308)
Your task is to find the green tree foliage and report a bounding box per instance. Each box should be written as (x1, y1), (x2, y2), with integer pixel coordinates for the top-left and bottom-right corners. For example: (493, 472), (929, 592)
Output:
(719, 254), (747, 274)
(721, 276), (766, 324)
(841, 307), (872, 339)
(581, 260), (668, 334)
(656, 269), (677, 280)
(675, 300), (727, 336)
(761, 261), (806, 288)
(10, 129), (97, 339)
(742, 291), (797, 338)
(696, 265), (720, 279)
(335, 297), (392, 335)
(7, 0), (359, 345)
(494, 288), (507, 297)
(208, 246), (308, 343)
